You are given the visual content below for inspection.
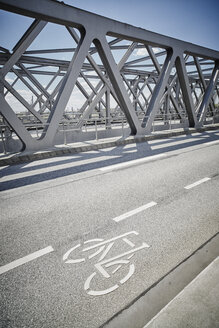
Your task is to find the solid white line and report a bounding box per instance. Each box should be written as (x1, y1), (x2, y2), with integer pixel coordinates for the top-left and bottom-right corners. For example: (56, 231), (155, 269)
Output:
(184, 177), (211, 190)
(113, 201), (157, 222)
(204, 140), (219, 147)
(0, 246), (54, 275)
(100, 154), (166, 172)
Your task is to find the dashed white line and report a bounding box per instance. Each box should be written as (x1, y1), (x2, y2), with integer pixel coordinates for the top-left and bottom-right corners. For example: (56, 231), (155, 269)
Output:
(0, 171), (214, 275)
(113, 201), (157, 222)
(0, 246), (54, 275)
(184, 177), (211, 190)
(99, 154), (167, 172)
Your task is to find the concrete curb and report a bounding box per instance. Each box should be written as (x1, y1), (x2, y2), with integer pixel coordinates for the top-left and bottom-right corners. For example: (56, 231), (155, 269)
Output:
(0, 125), (219, 166)
(101, 233), (219, 328)
(144, 256), (219, 328)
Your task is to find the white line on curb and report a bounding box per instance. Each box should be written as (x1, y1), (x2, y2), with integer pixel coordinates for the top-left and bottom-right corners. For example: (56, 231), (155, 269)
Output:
(100, 154), (166, 172)
(0, 246), (54, 275)
(184, 177), (211, 190)
(113, 201), (157, 222)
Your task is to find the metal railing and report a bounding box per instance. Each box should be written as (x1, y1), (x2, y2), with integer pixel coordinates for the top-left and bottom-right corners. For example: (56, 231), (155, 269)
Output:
(1, 111), (219, 152)
(59, 116), (128, 144)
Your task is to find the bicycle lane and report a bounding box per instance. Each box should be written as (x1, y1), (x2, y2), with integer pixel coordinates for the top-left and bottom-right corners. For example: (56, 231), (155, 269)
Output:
(1, 176), (219, 328)
(0, 226), (153, 328)
(1, 143), (219, 328)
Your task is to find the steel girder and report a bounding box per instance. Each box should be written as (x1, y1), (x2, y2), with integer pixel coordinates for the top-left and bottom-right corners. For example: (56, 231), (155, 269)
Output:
(0, 0), (219, 151)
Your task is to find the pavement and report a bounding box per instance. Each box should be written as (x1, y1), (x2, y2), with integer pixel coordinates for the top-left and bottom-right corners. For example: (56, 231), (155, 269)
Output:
(103, 233), (219, 328)
(0, 128), (219, 328)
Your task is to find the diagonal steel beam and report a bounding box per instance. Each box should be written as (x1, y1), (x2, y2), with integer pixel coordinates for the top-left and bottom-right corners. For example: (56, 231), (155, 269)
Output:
(194, 56), (215, 113)
(136, 83), (149, 109)
(35, 68), (62, 112)
(161, 74), (184, 118)
(147, 47), (183, 119)
(38, 77), (64, 114)
(76, 86), (107, 128)
(2, 79), (45, 123)
(94, 37), (142, 135)
(76, 81), (103, 116)
(1, 31), (93, 150)
(66, 26), (120, 104)
(0, 20), (47, 77)
(197, 61), (219, 124)
(79, 72), (106, 108)
(121, 74), (145, 112)
(0, 94), (36, 150)
(146, 45), (161, 74)
(18, 63), (51, 100)
(175, 55), (197, 127)
(11, 67), (41, 101)
(41, 32), (94, 143)
(4, 76), (18, 97)
(141, 50), (176, 132)
(68, 25), (139, 127)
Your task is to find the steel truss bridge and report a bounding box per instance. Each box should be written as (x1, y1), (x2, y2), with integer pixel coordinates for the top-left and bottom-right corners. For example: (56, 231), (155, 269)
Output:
(0, 0), (219, 152)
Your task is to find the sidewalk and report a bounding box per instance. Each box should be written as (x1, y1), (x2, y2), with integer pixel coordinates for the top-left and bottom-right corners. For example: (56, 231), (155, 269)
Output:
(1, 124), (219, 166)
(144, 257), (219, 328)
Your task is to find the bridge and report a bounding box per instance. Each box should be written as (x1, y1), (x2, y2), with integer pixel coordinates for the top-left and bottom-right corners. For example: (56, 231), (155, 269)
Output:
(0, 1), (219, 328)
(0, 0), (219, 153)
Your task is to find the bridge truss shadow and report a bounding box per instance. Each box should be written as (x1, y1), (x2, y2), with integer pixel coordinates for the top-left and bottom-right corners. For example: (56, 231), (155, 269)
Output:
(0, 131), (219, 192)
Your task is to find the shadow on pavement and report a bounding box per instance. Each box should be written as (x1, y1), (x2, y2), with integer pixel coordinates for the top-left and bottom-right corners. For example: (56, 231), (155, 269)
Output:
(0, 131), (218, 191)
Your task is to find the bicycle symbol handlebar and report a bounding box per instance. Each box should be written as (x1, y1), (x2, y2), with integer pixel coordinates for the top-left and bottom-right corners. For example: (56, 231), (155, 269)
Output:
(63, 231), (150, 296)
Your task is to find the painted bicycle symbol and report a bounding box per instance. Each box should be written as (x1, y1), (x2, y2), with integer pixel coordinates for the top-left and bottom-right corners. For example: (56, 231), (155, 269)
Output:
(63, 231), (150, 296)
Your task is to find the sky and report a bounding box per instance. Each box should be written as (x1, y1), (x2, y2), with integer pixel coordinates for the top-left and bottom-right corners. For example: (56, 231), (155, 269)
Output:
(0, 0), (218, 113)
(62, 0), (219, 51)
(0, 0), (219, 51)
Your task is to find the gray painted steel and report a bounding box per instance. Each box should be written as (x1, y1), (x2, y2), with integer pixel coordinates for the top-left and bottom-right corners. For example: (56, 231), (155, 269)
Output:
(0, 0), (219, 151)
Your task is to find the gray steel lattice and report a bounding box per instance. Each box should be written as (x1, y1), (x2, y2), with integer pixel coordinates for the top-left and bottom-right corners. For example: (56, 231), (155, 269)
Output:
(0, 0), (218, 151)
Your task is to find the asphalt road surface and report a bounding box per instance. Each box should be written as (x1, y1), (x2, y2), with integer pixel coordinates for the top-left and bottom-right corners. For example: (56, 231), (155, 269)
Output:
(1, 130), (219, 328)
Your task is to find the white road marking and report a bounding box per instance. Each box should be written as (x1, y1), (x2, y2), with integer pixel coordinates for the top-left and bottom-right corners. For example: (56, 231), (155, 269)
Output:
(150, 137), (202, 150)
(1, 155), (121, 182)
(0, 246), (54, 275)
(84, 238), (103, 244)
(88, 245), (105, 259)
(84, 272), (96, 291)
(82, 231), (139, 252)
(184, 177), (211, 190)
(112, 264), (122, 274)
(63, 244), (86, 264)
(204, 140), (219, 146)
(85, 271), (119, 296)
(123, 238), (135, 247)
(63, 230), (150, 296)
(96, 242), (150, 268)
(113, 201), (157, 222)
(120, 263), (135, 284)
(99, 154), (166, 172)
(99, 139), (219, 173)
(98, 242), (114, 262)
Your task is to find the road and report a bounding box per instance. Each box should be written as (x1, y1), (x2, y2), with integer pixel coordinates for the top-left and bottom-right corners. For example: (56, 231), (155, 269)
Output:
(0, 130), (219, 328)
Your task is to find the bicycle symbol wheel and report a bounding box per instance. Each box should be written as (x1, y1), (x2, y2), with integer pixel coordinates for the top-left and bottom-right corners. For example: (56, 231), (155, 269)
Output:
(84, 260), (135, 296)
(62, 231), (150, 296)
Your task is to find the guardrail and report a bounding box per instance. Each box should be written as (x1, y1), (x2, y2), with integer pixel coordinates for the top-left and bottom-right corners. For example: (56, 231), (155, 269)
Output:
(1, 111), (218, 153)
